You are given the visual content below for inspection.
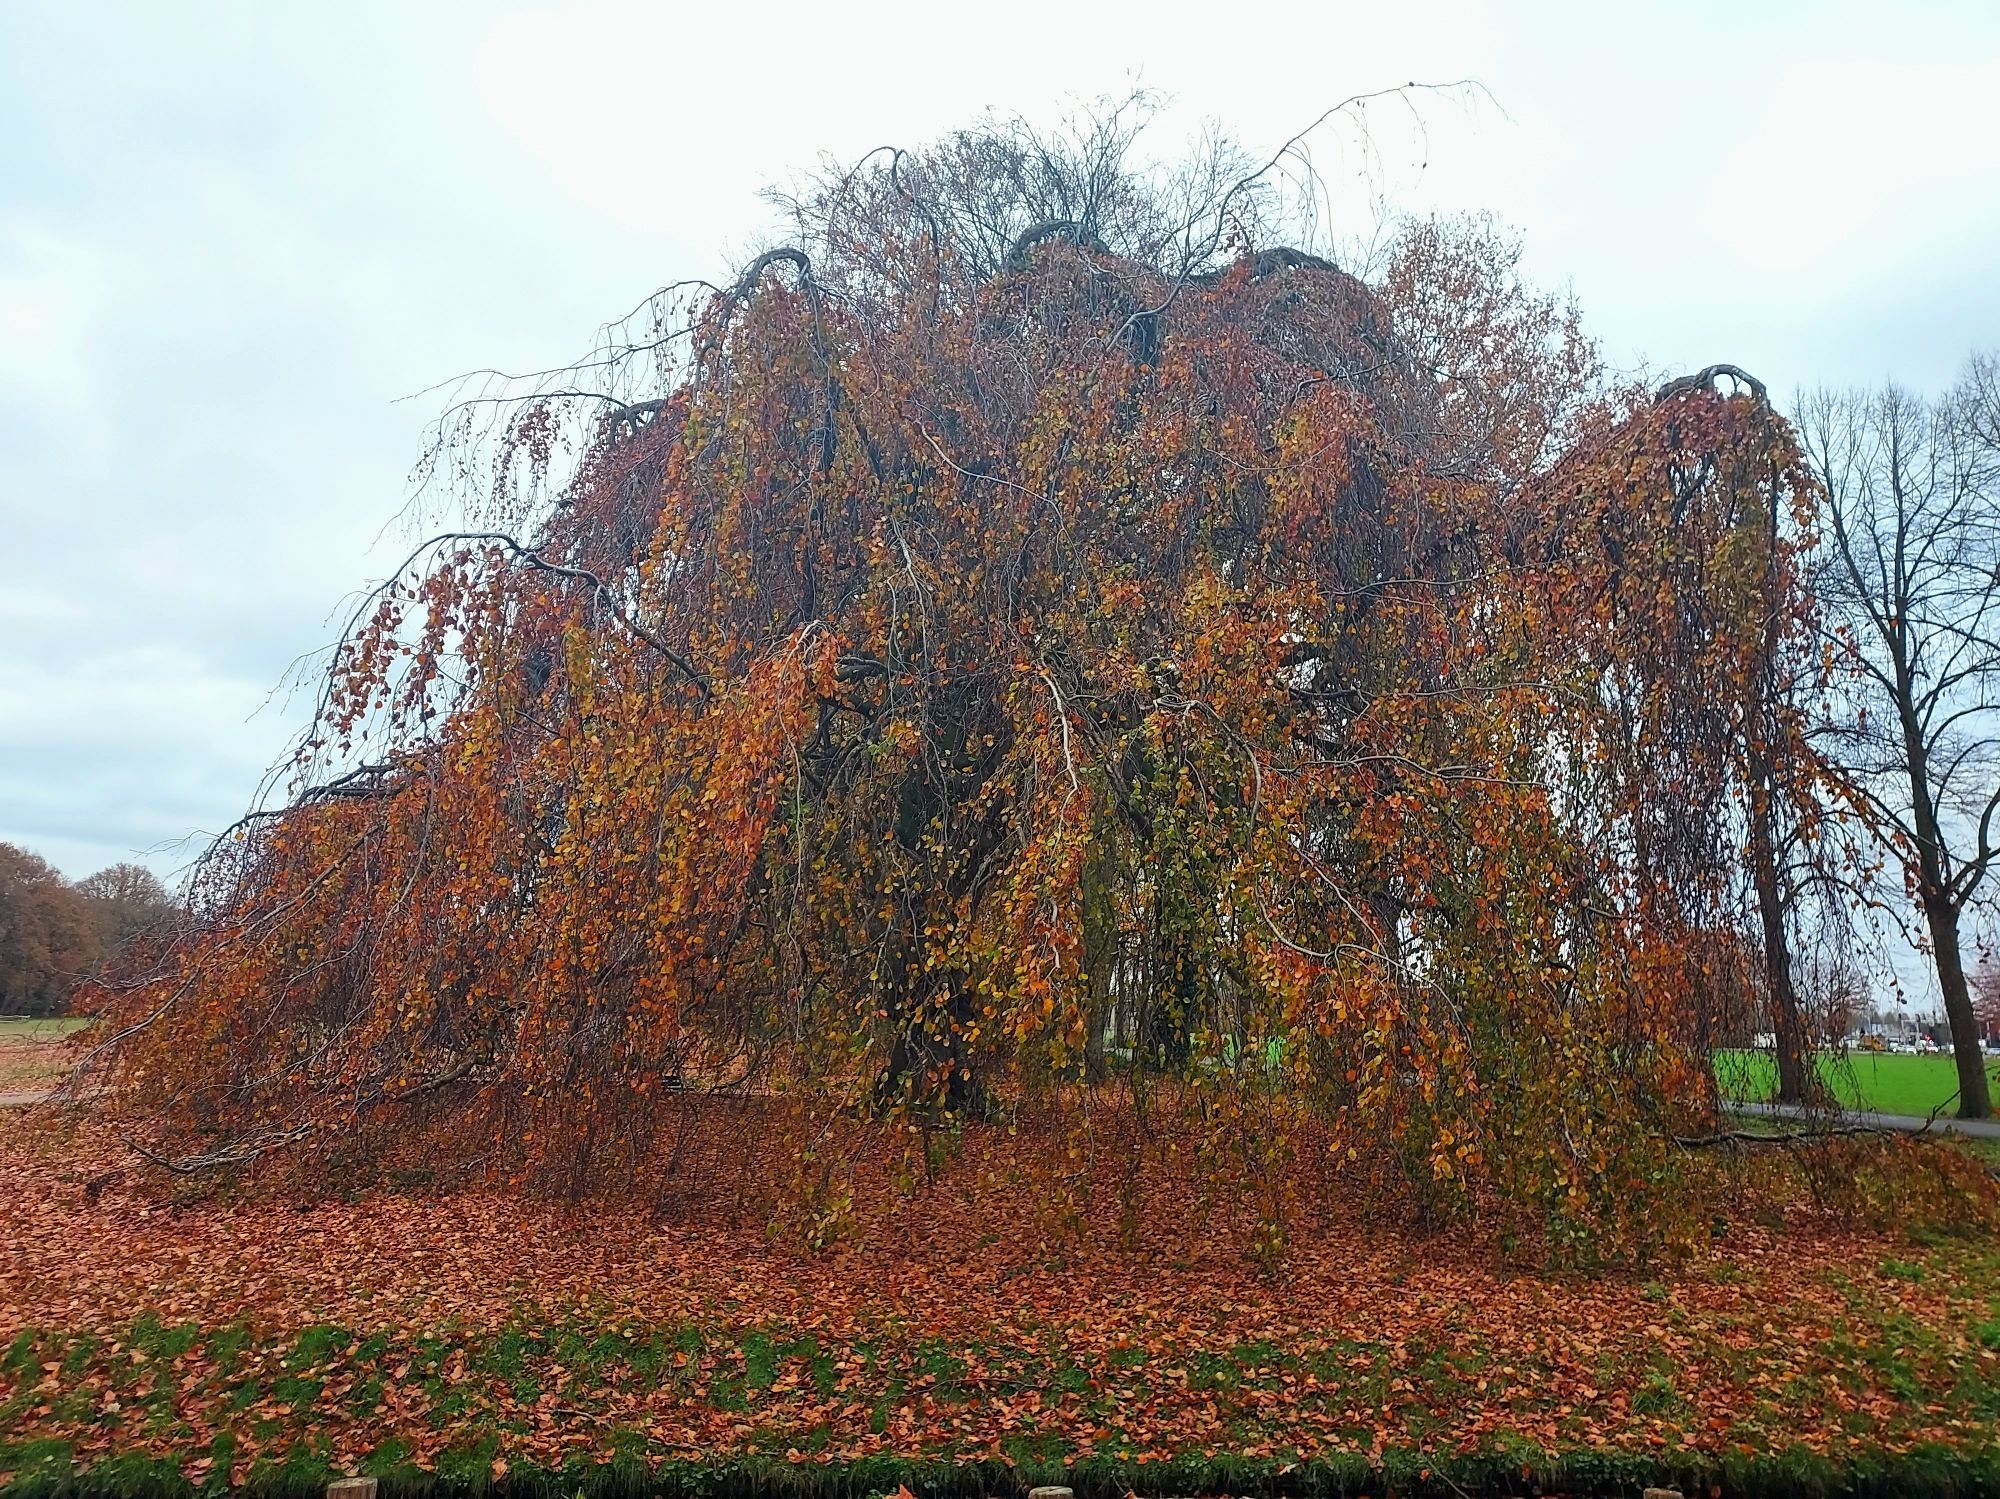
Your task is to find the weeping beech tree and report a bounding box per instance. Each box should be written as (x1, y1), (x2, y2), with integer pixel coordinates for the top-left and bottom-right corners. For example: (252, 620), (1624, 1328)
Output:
(88, 101), (1828, 1247)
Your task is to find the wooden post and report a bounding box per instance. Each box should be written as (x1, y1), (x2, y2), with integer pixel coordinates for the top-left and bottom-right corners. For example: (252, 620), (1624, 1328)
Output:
(327, 1479), (379, 1499)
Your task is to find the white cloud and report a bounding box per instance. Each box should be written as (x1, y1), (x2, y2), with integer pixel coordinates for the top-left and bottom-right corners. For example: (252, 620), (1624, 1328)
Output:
(1707, 57), (2000, 281)
(467, 0), (1508, 247)
(0, 222), (113, 418)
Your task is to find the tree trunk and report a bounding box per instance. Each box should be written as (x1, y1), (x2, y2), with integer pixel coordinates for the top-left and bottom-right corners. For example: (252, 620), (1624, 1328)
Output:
(1744, 464), (1816, 1107)
(1922, 897), (1992, 1120)
(1900, 689), (1993, 1120)
(1081, 833), (1116, 1083)
(1747, 757), (1814, 1105)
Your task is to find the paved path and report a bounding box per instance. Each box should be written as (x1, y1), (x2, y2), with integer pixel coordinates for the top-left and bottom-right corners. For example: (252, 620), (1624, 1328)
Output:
(1729, 1098), (2000, 1139)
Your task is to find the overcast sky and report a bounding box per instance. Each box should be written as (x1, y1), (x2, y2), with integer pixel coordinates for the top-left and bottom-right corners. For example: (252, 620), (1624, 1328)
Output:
(4, 0), (1998, 992)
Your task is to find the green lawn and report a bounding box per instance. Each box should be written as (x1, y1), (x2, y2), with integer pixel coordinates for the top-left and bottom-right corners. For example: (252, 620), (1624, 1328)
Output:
(0, 1016), (93, 1043)
(1717, 1047), (2000, 1117)
(0, 1017), (92, 1095)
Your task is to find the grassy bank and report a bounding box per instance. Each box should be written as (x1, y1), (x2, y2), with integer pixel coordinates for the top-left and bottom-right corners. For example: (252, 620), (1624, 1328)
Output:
(5, 1293), (2000, 1498)
(0, 1018), (91, 1096)
(10, 1277), (1986, 1476)
(0, 1019), (93, 1042)
(5, 1117), (1999, 1498)
(1715, 1049), (1999, 1118)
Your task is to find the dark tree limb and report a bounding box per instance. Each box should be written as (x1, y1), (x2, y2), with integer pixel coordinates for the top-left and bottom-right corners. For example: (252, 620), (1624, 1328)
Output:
(729, 246), (815, 303)
(601, 397), (672, 438)
(442, 531), (711, 699)
(1671, 1122), (1905, 1147)
(1655, 363), (1769, 406)
(1001, 218), (1110, 273)
(121, 1125), (311, 1174)
(1189, 246), (1340, 286)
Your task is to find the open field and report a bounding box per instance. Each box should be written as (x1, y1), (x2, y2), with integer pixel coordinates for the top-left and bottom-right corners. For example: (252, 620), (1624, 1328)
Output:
(3, 1114), (1997, 1497)
(1716, 1049), (2000, 1119)
(0, 1017), (93, 1042)
(0, 1017), (90, 1095)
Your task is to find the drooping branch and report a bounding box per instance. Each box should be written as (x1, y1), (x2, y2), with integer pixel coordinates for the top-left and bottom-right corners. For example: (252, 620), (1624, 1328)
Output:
(121, 1125), (311, 1175)
(297, 762), (406, 803)
(1001, 218), (1110, 273)
(1670, 1123), (1899, 1147)
(189, 763), (424, 860)
(600, 397), (672, 439)
(439, 531), (711, 699)
(1655, 363), (1768, 406)
(1189, 246), (1340, 286)
(693, 247), (824, 369)
(729, 246), (815, 303)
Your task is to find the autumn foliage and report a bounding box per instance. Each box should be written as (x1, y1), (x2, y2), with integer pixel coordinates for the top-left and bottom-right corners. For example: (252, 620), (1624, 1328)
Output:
(89, 111), (1833, 1257)
(0, 846), (176, 1018)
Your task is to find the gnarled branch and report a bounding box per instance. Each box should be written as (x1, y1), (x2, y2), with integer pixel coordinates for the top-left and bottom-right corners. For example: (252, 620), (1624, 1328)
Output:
(1655, 363), (1768, 406)
(1001, 218), (1111, 273)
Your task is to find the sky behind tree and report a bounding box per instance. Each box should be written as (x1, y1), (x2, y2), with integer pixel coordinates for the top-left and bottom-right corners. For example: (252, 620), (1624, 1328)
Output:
(3, 0), (1996, 1002)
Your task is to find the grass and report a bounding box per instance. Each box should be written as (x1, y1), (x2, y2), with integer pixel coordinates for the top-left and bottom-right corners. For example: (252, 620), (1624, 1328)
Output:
(7, 1276), (2000, 1498)
(0, 1017), (91, 1095)
(6, 1111), (2000, 1497)
(1716, 1047), (2000, 1118)
(0, 1017), (93, 1043)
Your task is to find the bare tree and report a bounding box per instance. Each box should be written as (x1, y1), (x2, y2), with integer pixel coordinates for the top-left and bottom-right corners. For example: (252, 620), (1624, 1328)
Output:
(1799, 361), (2000, 1118)
(75, 862), (179, 956)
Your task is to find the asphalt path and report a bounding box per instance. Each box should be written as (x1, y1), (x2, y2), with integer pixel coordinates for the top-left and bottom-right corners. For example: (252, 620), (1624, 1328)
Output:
(1729, 1098), (2000, 1139)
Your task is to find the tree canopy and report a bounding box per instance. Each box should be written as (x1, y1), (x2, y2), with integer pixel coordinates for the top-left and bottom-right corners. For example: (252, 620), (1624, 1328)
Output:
(88, 101), (1838, 1253)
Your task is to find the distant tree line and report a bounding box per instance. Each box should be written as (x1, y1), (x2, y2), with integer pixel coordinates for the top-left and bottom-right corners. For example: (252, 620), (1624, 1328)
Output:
(0, 843), (177, 1016)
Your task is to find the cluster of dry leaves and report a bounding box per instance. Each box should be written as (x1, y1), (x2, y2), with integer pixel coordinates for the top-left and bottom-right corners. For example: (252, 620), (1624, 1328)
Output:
(2, 1113), (1994, 1488)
